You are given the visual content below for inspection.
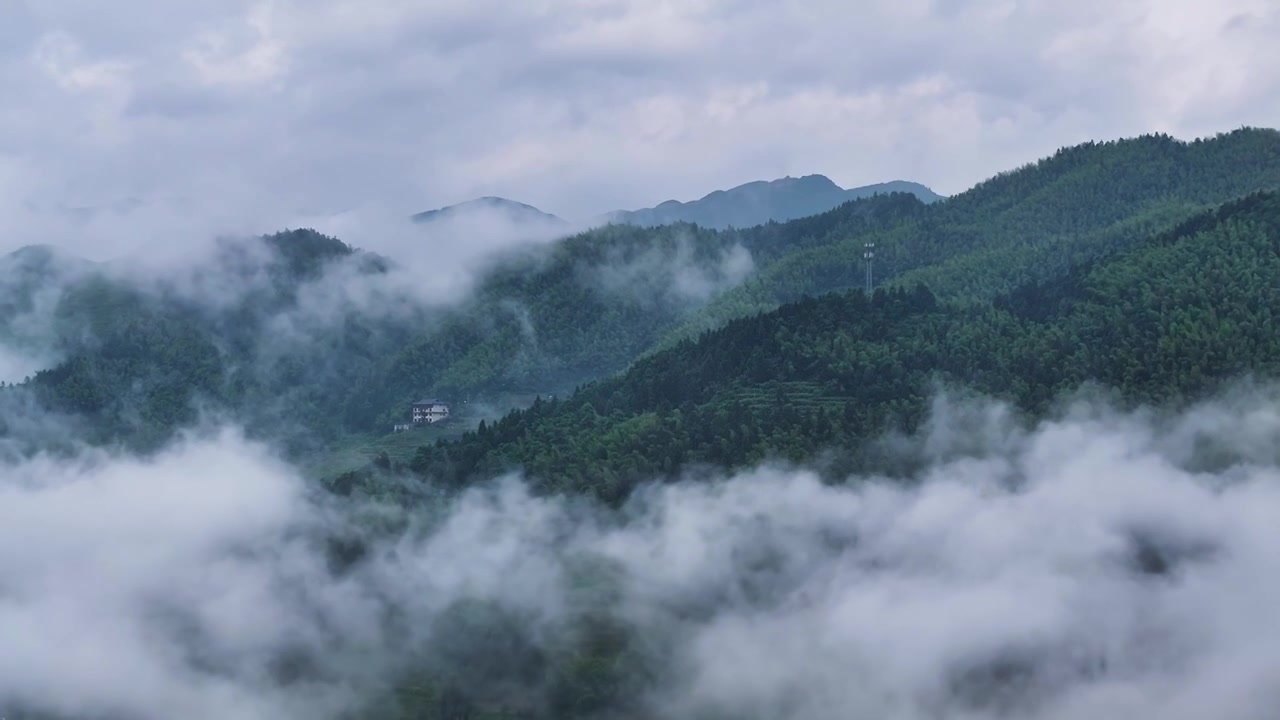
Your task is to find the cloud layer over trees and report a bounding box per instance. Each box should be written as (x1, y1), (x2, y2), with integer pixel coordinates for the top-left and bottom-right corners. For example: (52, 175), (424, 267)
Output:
(4, 390), (1280, 718)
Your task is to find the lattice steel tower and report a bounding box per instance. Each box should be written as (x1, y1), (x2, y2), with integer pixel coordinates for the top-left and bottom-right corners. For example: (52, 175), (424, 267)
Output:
(863, 242), (875, 295)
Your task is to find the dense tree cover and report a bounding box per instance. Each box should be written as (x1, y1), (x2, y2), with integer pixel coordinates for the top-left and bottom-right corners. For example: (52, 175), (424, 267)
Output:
(316, 190), (1280, 720)
(344, 127), (1280, 427)
(4, 222), (761, 451)
(675, 128), (1280, 338)
(409, 191), (1280, 502)
(6, 141), (1280, 720)
(7, 197), (927, 448)
(353, 591), (653, 720)
(9, 129), (1280, 454)
(7, 230), (413, 453)
(344, 222), (749, 429)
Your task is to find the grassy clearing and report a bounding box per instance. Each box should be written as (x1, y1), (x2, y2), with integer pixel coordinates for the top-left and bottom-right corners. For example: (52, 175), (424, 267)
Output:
(308, 394), (552, 479)
(315, 423), (468, 477)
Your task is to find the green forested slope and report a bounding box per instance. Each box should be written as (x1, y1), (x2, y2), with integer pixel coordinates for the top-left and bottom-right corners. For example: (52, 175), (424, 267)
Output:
(8, 223), (754, 449)
(12, 230), (406, 452)
(676, 128), (1280, 340)
(306, 128), (1280, 430)
(11, 130), (1280, 453)
(407, 191), (1280, 501)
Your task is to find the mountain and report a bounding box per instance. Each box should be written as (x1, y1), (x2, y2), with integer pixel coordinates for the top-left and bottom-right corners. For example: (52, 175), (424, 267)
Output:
(604, 175), (942, 229)
(0, 245), (98, 351)
(0, 244), (96, 279)
(11, 129), (1280, 460)
(667, 127), (1280, 342)
(411, 196), (568, 227)
(407, 190), (1280, 500)
(5, 229), (415, 452)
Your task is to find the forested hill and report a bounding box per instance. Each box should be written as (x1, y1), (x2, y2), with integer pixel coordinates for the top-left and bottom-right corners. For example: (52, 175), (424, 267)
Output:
(604, 175), (941, 229)
(7, 229), (407, 452)
(677, 128), (1280, 340)
(407, 191), (1280, 502)
(317, 126), (1280, 431)
(9, 130), (1280, 455)
(411, 196), (567, 226)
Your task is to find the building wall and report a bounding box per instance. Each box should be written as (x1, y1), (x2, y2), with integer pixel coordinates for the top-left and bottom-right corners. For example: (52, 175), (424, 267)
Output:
(412, 405), (450, 424)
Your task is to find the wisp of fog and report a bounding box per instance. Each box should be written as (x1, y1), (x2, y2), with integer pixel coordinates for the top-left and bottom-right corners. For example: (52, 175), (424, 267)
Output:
(3, 389), (1280, 719)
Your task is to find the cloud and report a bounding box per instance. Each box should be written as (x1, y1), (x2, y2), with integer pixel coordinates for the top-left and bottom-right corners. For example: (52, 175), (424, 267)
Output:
(0, 245), (98, 383)
(4, 0), (1279, 261)
(590, 231), (756, 307)
(0, 346), (46, 385)
(0, 429), (349, 719)
(0, 194), (589, 389)
(301, 202), (579, 306)
(5, 388), (1280, 717)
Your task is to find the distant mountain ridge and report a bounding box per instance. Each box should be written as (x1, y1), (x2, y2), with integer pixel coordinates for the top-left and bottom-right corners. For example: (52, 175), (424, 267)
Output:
(411, 196), (568, 226)
(411, 177), (941, 233)
(409, 189), (1280, 496)
(603, 176), (943, 230)
(17, 127), (1280, 460)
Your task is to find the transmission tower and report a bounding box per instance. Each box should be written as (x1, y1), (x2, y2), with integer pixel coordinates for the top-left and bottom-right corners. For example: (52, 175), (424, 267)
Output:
(863, 242), (875, 295)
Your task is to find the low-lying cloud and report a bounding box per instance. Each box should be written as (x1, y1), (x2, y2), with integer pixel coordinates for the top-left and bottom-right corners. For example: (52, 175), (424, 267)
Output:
(591, 232), (755, 307)
(0, 346), (47, 385)
(0, 245), (96, 383)
(301, 202), (582, 307)
(4, 388), (1280, 718)
(0, 200), (587, 393)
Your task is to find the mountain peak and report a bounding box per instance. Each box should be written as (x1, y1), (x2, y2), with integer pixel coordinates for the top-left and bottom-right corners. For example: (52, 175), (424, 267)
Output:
(2, 243), (93, 270)
(605, 176), (942, 230)
(412, 197), (567, 226)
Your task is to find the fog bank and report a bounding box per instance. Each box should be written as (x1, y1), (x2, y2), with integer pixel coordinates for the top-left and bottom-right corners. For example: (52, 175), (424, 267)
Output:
(3, 389), (1280, 718)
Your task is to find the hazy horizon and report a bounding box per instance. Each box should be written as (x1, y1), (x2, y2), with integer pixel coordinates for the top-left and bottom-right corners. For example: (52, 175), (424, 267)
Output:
(4, 0), (1278, 259)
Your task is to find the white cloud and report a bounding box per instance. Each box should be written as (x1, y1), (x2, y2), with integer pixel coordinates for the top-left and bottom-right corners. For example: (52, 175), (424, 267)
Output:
(6, 390), (1280, 717)
(183, 1), (287, 88)
(2, 0), (1278, 261)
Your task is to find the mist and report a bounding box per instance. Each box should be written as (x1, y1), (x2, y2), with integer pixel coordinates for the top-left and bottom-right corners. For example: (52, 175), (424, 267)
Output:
(0, 201), (587, 419)
(0, 245), (96, 384)
(300, 202), (585, 307)
(589, 231), (756, 308)
(3, 387), (1280, 719)
(4, 199), (582, 308)
(0, 346), (46, 385)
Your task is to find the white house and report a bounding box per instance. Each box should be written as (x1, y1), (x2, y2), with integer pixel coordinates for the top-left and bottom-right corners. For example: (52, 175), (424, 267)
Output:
(412, 399), (450, 424)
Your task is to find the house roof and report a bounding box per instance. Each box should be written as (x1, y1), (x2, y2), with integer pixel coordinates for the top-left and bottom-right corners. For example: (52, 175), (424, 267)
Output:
(413, 398), (447, 406)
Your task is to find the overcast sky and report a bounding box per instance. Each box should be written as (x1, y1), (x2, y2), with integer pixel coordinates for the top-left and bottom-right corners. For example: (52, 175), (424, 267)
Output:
(2, 0), (1278, 256)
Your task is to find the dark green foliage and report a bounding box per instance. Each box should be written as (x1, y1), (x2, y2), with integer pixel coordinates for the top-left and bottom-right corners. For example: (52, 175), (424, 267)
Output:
(684, 128), (1280, 329)
(410, 191), (1280, 500)
(357, 558), (653, 720)
(12, 129), (1280, 456)
(363, 128), (1280, 426)
(261, 227), (356, 276)
(8, 134), (1280, 720)
(28, 280), (224, 449)
(272, 128), (1280, 437)
(17, 229), (399, 453)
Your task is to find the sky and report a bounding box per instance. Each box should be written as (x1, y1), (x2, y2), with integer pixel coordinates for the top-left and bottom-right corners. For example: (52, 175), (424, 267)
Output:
(1, 0), (1279, 258)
